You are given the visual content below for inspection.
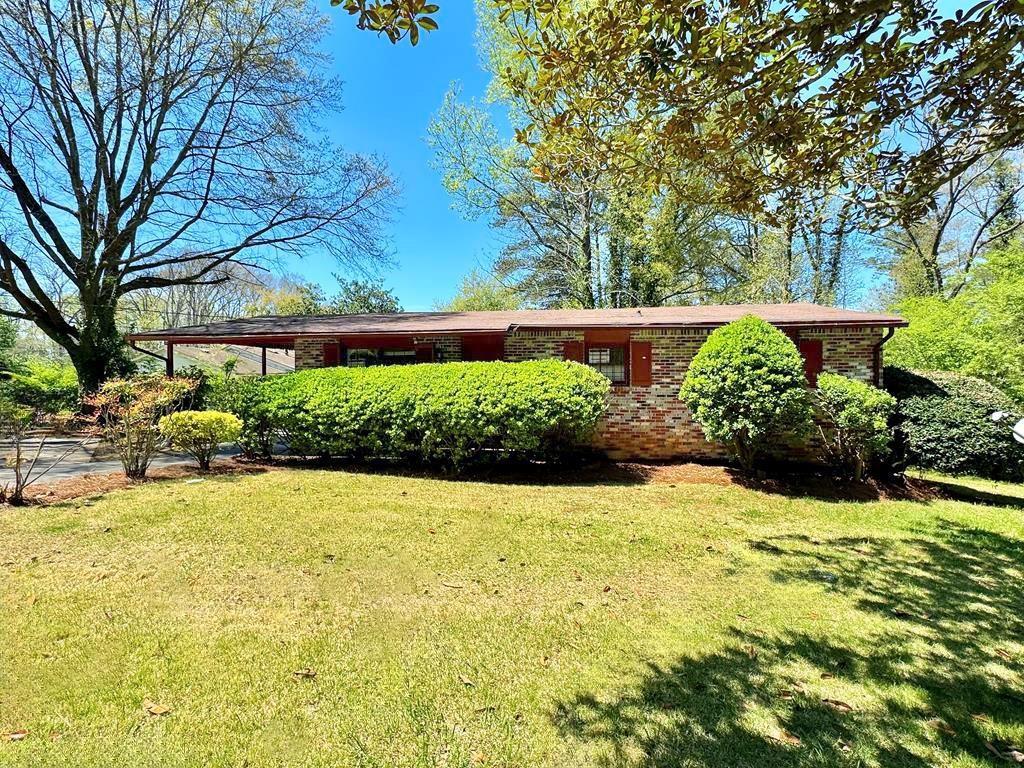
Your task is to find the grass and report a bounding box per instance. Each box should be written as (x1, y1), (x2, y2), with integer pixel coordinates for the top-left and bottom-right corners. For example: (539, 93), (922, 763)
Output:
(1, 467), (1024, 767)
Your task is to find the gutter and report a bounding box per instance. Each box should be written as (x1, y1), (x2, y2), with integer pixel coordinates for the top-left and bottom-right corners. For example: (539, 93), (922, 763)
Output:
(872, 326), (897, 387)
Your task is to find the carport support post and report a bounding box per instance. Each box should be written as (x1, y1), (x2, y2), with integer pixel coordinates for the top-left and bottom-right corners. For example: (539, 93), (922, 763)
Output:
(261, 346), (267, 376)
(166, 341), (174, 377)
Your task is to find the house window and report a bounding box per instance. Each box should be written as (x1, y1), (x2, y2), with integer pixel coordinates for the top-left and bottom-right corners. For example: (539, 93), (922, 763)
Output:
(346, 348), (417, 367)
(586, 345), (627, 384)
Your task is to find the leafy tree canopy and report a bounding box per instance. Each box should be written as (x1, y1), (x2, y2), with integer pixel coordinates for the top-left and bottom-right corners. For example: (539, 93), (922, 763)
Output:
(330, 277), (404, 314)
(437, 269), (522, 311)
(491, 0), (1024, 216)
(885, 241), (1024, 403)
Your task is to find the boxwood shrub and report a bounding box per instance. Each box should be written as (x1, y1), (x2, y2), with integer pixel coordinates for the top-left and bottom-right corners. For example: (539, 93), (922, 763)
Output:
(885, 366), (1024, 481)
(213, 360), (610, 466)
(680, 315), (813, 471)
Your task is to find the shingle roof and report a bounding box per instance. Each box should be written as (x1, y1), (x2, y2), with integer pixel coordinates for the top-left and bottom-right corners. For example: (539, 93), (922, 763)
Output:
(127, 303), (906, 342)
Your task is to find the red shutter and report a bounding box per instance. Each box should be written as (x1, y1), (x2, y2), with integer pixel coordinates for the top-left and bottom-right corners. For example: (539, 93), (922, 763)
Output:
(323, 342), (340, 367)
(563, 340), (585, 362)
(630, 341), (652, 387)
(798, 338), (824, 387)
(414, 343), (435, 363)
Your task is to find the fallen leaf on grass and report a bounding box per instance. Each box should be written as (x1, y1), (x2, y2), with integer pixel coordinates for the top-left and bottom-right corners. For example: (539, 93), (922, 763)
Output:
(926, 718), (955, 735)
(768, 727), (801, 746)
(823, 699), (854, 713)
(470, 749), (488, 765)
(602, 585), (612, 593)
(820, 672), (834, 680)
(5, 730), (28, 742)
(986, 741), (1024, 763)
(292, 668), (317, 680)
(143, 700), (171, 717)
(459, 675), (475, 688)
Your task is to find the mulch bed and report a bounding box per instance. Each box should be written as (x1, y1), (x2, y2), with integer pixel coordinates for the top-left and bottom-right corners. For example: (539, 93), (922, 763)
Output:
(12, 455), (944, 506)
(21, 458), (272, 505)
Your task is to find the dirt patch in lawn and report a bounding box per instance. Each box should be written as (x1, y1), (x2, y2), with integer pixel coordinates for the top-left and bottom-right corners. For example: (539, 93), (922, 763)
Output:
(20, 458), (271, 504)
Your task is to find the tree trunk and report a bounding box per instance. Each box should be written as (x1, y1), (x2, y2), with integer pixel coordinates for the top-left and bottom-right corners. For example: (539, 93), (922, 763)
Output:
(70, 299), (135, 392)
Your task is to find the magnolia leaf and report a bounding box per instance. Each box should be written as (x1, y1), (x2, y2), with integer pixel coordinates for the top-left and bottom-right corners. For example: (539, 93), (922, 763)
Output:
(143, 699), (172, 716)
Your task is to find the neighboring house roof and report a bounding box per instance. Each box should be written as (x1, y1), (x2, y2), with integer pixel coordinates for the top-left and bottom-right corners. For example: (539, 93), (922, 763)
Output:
(127, 303), (906, 344)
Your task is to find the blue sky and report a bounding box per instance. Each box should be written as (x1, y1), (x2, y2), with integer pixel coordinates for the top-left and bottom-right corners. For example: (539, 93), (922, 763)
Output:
(286, 1), (498, 311)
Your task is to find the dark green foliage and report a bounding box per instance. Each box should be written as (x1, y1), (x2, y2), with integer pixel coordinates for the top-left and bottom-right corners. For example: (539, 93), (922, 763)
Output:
(885, 367), (1024, 481)
(680, 315), (813, 471)
(212, 360), (610, 467)
(207, 374), (280, 459)
(0, 317), (18, 374)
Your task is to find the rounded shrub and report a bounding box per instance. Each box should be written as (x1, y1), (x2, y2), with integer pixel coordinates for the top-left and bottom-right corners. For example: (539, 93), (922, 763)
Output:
(885, 366), (1024, 481)
(216, 360), (610, 468)
(680, 315), (812, 471)
(815, 373), (896, 481)
(159, 410), (243, 470)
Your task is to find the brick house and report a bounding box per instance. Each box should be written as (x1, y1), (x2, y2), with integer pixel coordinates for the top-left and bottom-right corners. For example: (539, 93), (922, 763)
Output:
(129, 303), (906, 460)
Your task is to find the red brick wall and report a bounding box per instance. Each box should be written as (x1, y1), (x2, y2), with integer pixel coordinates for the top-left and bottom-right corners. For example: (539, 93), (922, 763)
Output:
(296, 324), (886, 461)
(506, 325), (885, 460)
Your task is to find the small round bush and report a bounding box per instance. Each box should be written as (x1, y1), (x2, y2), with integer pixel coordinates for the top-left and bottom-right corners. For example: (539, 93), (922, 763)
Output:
(815, 373), (896, 481)
(885, 367), (1024, 481)
(159, 410), (243, 471)
(680, 315), (812, 471)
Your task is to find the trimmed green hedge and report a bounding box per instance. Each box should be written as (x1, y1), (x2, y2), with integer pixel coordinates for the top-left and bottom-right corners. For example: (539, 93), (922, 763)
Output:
(210, 360), (610, 466)
(885, 366), (1024, 481)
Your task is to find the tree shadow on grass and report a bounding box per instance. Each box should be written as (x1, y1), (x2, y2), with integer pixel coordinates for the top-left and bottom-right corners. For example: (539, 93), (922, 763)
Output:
(553, 521), (1024, 767)
(918, 478), (1024, 511)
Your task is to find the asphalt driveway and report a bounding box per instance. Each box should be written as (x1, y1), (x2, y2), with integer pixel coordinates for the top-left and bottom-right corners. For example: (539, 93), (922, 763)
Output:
(0, 437), (238, 486)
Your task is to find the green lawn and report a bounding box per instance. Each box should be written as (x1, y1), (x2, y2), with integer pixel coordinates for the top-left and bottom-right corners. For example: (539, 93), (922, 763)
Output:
(2, 467), (1023, 767)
